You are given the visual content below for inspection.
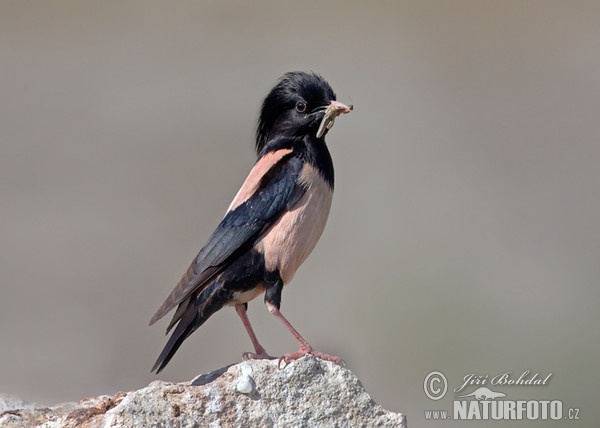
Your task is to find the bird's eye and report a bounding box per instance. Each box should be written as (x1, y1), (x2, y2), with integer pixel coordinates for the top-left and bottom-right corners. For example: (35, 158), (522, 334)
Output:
(295, 101), (307, 113)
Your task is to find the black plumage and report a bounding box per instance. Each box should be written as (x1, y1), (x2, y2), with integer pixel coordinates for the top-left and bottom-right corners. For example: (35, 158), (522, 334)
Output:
(150, 71), (352, 373)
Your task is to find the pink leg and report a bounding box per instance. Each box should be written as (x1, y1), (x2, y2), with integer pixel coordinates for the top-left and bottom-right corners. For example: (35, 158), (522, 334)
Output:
(265, 302), (344, 367)
(234, 304), (274, 360)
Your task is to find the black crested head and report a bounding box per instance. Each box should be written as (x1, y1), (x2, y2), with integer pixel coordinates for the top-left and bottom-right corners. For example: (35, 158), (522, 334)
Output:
(256, 71), (337, 153)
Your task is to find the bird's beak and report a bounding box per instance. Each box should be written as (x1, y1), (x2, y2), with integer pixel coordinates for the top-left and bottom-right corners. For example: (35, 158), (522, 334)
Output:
(316, 101), (353, 138)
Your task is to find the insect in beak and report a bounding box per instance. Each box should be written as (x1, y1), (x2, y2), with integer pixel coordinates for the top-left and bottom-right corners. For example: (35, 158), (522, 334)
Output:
(316, 101), (353, 138)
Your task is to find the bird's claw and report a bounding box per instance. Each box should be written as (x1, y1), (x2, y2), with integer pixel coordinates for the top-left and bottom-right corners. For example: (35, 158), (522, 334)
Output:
(277, 347), (345, 368)
(242, 350), (276, 361)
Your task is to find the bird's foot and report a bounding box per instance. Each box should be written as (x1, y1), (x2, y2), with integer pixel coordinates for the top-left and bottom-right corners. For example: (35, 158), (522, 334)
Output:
(278, 345), (345, 368)
(242, 350), (276, 361)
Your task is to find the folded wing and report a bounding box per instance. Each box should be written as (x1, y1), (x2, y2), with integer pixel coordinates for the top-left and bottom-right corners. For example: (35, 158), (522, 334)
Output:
(149, 149), (305, 327)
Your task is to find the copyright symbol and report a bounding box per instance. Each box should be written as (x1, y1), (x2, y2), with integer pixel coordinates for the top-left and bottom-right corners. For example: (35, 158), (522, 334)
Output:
(424, 371), (447, 401)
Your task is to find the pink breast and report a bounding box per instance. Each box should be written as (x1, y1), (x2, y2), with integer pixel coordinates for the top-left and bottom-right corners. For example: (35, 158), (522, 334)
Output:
(260, 165), (333, 284)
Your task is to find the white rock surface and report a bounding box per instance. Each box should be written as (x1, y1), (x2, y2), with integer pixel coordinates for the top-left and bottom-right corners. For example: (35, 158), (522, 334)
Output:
(0, 356), (406, 427)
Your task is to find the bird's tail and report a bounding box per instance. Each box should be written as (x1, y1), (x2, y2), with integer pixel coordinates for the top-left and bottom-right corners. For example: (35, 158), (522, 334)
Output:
(151, 282), (228, 374)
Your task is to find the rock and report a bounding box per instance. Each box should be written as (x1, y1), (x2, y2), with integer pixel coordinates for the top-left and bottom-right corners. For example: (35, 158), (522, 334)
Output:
(0, 356), (406, 427)
(0, 393), (41, 413)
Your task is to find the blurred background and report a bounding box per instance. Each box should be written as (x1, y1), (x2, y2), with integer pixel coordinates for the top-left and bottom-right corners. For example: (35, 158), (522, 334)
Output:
(1, 1), (599, 426)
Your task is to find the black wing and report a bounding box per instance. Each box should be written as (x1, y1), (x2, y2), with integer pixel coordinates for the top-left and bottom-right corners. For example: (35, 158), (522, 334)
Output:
(149, 153), (305, 326)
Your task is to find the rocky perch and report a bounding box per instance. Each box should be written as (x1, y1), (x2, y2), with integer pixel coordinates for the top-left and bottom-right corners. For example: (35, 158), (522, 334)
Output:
(0, 356), (406, 427)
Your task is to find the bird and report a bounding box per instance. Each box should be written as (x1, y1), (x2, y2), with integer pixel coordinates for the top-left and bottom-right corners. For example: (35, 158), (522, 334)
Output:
(149, 71), (352, 374)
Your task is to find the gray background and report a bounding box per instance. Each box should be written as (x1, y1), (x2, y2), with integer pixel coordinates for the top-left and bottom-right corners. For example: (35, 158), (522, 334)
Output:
(1, 2), (598, 426)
